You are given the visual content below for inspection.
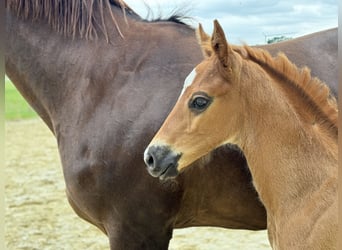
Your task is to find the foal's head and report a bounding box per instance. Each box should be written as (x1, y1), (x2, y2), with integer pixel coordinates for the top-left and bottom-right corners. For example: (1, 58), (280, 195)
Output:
(144, 20), (247, 180)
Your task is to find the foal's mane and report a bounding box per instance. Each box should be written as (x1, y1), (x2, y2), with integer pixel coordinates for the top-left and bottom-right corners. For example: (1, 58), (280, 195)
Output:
(5, 0), (190, 41)
(235, 45), (338, 134)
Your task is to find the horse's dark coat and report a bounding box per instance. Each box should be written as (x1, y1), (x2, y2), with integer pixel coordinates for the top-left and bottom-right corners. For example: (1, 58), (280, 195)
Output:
(5, 1), (337, 249)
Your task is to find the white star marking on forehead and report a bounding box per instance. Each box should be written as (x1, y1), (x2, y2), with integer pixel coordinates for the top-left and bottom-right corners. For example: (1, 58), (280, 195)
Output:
(178, 68), (197, 99)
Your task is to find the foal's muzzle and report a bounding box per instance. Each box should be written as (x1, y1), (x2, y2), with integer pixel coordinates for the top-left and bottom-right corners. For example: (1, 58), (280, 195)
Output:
(144, 145), (181, 180)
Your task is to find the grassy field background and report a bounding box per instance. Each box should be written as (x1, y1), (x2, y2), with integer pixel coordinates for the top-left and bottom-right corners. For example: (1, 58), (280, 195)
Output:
(5, 77), (37, 120)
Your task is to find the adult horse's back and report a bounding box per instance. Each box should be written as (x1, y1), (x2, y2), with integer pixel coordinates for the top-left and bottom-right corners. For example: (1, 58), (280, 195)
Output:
(5, 0), (337, 249)
(258, 28), (337, 96)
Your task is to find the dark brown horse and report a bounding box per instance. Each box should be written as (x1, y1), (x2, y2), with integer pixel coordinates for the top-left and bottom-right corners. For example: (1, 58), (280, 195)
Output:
(5, 0), (337, 249)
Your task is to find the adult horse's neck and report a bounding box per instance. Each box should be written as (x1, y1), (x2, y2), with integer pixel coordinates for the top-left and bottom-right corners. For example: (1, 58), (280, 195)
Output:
(5, 4), (133, 132)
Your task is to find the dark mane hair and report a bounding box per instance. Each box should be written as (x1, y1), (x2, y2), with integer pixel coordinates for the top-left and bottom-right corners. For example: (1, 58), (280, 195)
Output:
(148, 14), (190, 25)
(141, 4), (193, 25)
(5, 0), (191, 41)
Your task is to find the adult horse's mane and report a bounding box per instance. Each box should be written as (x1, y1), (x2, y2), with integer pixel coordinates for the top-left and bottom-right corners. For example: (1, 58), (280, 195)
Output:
(236, 45), (338, 135)
(5, 0), (190, 41)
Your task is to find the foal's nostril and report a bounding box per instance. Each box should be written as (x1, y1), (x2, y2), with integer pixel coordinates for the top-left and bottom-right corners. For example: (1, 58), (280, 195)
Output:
(144, 148), (156, 169)
(146, 154), (154, 168)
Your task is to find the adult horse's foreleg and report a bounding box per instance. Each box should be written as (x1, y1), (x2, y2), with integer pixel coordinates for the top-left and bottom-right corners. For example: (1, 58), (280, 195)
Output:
(105, 217), (173, 250)
(67, 188), (173, 249)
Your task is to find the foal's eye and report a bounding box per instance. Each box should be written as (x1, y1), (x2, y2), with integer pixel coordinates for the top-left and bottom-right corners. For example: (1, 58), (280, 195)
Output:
(192, 97), (209, 109)
(189, 93), (212, 113)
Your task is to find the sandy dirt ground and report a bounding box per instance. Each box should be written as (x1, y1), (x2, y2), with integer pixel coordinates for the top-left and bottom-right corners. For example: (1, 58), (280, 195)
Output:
(5, 118), (271, 250)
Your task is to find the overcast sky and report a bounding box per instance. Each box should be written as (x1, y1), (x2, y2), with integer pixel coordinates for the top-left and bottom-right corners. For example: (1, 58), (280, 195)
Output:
(124, 0), (337, 45)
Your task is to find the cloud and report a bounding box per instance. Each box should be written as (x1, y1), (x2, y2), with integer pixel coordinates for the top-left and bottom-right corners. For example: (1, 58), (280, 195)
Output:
(125, 0), (337, 45)
(189, 0), (337, 44)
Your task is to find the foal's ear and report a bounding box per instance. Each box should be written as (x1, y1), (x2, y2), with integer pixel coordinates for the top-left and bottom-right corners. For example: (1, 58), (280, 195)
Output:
(196, 24), (213, 58)
(211, 20), (229, 67)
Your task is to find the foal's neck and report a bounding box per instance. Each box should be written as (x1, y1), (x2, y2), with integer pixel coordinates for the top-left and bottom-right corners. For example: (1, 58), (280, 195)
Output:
(237, 68), (337, 214)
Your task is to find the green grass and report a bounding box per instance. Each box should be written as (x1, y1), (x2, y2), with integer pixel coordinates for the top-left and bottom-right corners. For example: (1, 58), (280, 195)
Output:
(5, 78), (38, 120)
